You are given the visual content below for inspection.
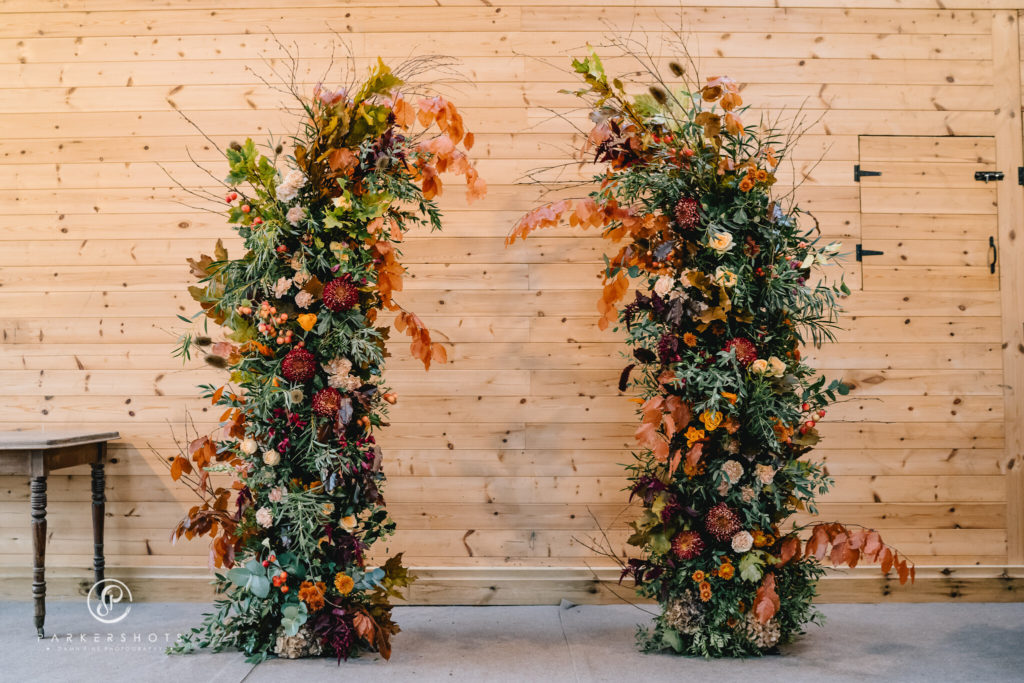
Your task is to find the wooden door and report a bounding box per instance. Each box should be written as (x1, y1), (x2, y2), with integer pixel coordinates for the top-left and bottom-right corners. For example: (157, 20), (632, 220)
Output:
(824, 135), (1005, 566)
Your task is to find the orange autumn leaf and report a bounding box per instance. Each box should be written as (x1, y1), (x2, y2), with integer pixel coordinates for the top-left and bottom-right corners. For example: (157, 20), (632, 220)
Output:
(753, 573), (780, 624)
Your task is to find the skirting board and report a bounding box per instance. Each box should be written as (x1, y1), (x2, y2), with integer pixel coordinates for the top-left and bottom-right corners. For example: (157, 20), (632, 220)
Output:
(0, 566), (1021, 604)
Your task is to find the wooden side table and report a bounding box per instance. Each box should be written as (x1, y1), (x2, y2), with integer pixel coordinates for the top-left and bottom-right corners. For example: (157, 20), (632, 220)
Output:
(0, 430), (120, 636)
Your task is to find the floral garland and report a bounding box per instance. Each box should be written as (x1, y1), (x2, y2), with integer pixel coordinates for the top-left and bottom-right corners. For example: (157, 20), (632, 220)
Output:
(167, 58), (485, 662)
(507, 52), (912, 657)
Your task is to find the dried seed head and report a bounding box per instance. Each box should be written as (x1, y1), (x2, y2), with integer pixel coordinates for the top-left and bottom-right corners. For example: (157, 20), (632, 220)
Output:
(275, 144), (284, 155)
(195, 335), (213, 346)
(204, 354), (228, 369)
(669, 62), (684, 77)
(649, 86), (668, 105)
(229, 141), (242, 151)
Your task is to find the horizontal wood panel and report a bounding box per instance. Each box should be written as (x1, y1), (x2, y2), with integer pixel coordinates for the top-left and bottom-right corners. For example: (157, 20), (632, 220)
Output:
(0, 3), (1013, 591)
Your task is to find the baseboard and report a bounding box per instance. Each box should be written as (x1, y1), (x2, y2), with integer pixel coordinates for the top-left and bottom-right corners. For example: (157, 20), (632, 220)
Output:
(1, 565), (1021, 604)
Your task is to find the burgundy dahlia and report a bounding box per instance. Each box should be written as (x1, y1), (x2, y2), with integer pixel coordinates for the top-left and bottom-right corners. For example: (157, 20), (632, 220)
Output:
(281, 347), (316, 383)
(724, 337), (758, 367)
(311, 387), (342, 416)
(322, 277), (359, 312)
(671, 530), (705, 560)
(674, 196), (701, 230)
(704, 503), (742, 542)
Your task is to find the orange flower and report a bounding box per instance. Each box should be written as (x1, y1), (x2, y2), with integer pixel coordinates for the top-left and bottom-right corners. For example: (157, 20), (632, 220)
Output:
(738, 177), (754, 192)
(297, 313), (317, 331)
(334, 572), (355, 595)
(683, 332), (698, 347)
(685, 426), (706, 447)
(298, 580), (326, 611)
(718, 563), (735, 580)
(699, 581), (712, 601)
(721, 391), (738, 405)
(700, 410), (723, 432)
(692, 570), (706, 582)
(752, 529), (772, 547)
(755, 169), (768, 182)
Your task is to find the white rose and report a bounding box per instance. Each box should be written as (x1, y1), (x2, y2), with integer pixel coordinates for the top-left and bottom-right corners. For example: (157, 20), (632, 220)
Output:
(708, 231), (734, 254)
(749, 359), (769, 375)
(731, 531), (754, 553)
(653, 275), (675, 297)
(767, 356), (787, 377)
(240, 438), (258, 455)
(262, 450), (281, 467)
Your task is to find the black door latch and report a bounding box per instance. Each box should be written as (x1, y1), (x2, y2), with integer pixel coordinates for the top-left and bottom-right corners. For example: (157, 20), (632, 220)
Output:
(975, 171), (1004, 183)
(856, 244), (884, 261)
(854, 165), (881, 182)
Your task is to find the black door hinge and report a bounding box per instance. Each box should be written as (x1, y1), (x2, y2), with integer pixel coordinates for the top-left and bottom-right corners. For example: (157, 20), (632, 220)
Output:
(856, 244), (884, 261)
(975, 171), (1004, 183)
(854, 165), (881, 182)
(1018, 167), (1023, 185)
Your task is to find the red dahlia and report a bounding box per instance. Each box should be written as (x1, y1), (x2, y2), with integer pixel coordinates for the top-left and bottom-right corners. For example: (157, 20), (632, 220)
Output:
(704, 503), (742, 542)
(311, 387), (342, 416)
(322, 277), (359, 312)
(724, 337), (758, 367)
(674, 196), (701, 230)
(671, 530), (705, 560)
(281, 347), (316, 383)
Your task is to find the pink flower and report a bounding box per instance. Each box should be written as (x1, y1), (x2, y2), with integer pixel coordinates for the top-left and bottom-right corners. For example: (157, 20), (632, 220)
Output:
(268, 487), (284, 503)
(295, 290), (313, 309)
(286, 206), (305, 226)
(255, 507), (273, 528)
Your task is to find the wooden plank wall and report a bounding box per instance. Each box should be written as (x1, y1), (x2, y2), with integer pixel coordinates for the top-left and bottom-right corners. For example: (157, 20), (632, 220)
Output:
(1, 1), (1022, 601)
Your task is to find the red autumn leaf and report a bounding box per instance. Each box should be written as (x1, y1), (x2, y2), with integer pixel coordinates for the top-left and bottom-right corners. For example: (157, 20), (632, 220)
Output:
(753, 573), (780, 624)
(776, 535), (801, 566)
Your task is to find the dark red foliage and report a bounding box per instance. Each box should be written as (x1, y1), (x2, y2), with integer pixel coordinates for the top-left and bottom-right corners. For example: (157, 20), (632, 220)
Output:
(310, 607), (356, 663)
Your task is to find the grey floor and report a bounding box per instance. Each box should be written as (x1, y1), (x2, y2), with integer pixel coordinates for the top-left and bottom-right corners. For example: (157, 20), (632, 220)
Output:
(0, 601), (1021, 682)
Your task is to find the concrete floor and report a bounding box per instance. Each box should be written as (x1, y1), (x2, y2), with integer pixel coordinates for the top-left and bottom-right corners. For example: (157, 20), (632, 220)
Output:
(0, 601), (1021, 682)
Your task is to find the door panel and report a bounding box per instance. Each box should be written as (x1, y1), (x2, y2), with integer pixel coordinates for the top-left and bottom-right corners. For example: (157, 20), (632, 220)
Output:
(828, 135), (1008, 564)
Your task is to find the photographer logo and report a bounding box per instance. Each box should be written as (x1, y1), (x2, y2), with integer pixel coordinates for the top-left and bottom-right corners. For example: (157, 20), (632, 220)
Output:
(86, 578), (132, 624)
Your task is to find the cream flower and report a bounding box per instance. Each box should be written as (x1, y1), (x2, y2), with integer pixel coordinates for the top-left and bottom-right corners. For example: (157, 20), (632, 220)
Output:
(292, 270), (310, 287)
(731, 530), (754, 553)
(722, 459), (744, 483)
(268, 487), (284, 503)
(749, 358), (769, 375)
(708, 231), (734, 254)
(339, 515), (357, 531)
(329, 374), (362, 391)
(240, 438), (258, 455)
(289, 388), (304, 404)
(323, 357), (353, 377)
(276, 169), (306, 203)
(262, 450), (281, 467)
(767, 356), (787, 378)
(714, 267), (737, 288)
(255, 507), (274, 528)
(755, 464), (776, 485)
(286, 206), (305, 226)
(740, 486), (756, 502)
(653, 275), (676, 297)
(295, 290), (314, 309)
(273, 276), (292, 299)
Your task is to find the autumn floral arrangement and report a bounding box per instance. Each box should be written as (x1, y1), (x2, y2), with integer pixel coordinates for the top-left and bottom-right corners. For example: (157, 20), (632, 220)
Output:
(507, 50), (912, 657)
(166, 57), (485, 663)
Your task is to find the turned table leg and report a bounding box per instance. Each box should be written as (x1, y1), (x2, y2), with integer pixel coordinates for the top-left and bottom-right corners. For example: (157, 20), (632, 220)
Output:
(91, 455), (105, 584)
(30, 475), (47, 637)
